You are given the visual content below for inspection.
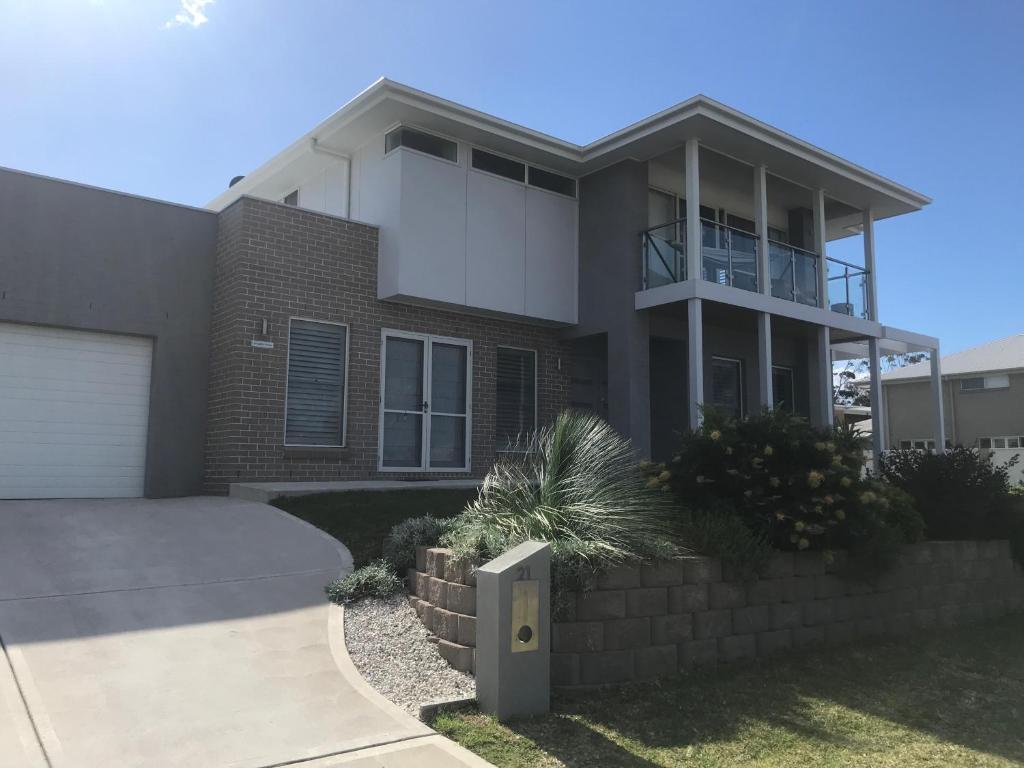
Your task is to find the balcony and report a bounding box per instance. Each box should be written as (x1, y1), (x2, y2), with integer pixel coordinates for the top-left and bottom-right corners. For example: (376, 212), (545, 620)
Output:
(641, 219), (871, 320)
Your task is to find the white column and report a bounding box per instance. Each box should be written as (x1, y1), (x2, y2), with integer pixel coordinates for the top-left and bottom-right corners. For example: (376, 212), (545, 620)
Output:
(817, 325), (834, 427)
(688, 298), (704, 428)
(862, 208), (878, 320)
(930, 346), (946, 452)
(813, 189), (828, 308)
(685, 139), (701, 281)
(758, 312), (773, 410)
(754, 165), (770, 294)
(868, 337), (885, 472)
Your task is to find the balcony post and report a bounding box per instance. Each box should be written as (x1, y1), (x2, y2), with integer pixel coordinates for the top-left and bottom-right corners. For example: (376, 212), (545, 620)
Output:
(758, 312), (773, 410)
(687, 298), (704, 428)
(813, 189), (828, 308)
(868, 337), (885, 471)
(685, 139), (701, 281)
(754, 165), (770, 294)
(816, 325), (834, 427)
(863, 208), (878, 320)
(930, 345), (946, 453)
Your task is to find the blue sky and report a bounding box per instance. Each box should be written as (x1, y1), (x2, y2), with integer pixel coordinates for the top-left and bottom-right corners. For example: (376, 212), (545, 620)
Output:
(2, 0), (1021, 354)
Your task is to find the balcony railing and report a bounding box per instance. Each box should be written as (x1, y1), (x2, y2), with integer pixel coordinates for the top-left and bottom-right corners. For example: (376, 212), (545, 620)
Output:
(769, 240), (819, 307)
(827, 257), (870, 319)
(642, 217), (687, 289)
(700, 219), (758, 293)
(640, 220), (872, 321)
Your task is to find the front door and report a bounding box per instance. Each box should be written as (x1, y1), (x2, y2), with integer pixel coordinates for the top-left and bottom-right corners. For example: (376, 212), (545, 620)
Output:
(380, 331), (471, 471)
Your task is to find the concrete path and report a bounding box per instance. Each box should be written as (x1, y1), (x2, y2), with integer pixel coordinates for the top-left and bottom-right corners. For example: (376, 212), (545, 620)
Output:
(0, 497), (490, 768)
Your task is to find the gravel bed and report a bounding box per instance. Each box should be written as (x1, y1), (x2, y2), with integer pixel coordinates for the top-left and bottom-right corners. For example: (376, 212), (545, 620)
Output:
(343, 593), (476, 715)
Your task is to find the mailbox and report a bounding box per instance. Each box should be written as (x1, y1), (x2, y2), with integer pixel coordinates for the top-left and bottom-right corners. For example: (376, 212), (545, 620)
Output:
(475, 541), (551, 721)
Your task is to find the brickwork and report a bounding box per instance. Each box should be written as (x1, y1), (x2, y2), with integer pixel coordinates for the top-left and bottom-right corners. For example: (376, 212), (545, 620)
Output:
(204, 197), (572, 492)
(409, 541), (1024, 687)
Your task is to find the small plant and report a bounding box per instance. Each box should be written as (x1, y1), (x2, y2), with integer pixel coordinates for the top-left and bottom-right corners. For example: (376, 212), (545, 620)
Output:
(325, 560), (403, 605)
(442, 411), (679, 596)
(677, 501), (773, 580)
(383, 515), (456, 571)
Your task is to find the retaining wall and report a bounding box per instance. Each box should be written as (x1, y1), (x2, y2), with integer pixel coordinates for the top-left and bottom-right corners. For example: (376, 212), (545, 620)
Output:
(407, 541), (1024, 686)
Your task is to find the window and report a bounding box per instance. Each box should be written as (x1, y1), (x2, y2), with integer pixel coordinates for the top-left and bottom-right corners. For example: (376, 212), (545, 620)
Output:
(471, 149), (525, 182)
(980, 435), (1024, 450)
(768, 226), (788, 243)
(961, 374), (1010, 391)
(379, 331), (471, 471)
(772, 366), (795, 412)
(385, 126), (458, 163)
(899, 439), (937, 451)
(710, 357), (743, 419)
(285, 320), (347, 446)
(283, 190), (299, 207)
(527, 166), (576, 198)
(496, 348), (536, 450)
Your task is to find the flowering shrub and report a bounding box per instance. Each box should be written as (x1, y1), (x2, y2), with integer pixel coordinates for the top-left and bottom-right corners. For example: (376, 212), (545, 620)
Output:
(643, 409), (923, 561)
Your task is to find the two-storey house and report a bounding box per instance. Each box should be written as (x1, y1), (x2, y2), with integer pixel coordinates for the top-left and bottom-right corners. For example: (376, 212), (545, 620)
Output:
(0, 79), (948, 498)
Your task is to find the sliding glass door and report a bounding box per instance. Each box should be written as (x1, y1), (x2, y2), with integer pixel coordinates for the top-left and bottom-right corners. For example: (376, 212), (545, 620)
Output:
(380, 331), (471, 471)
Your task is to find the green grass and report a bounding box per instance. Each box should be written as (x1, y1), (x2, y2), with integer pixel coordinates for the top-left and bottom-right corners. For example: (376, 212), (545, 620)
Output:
(272, 488), (477, 567)
(434, 614), (1024, 768)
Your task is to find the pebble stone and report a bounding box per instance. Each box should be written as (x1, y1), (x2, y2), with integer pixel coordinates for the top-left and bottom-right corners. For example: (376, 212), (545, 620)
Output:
(343, 594), (476, 715)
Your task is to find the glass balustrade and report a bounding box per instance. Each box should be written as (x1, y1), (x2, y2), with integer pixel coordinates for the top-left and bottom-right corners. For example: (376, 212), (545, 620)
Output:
(827, 258), (870, 318)
(641, 220), (871, 319)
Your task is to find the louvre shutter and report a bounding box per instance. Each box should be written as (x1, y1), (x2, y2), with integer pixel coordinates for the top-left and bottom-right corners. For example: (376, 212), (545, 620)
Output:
(496, 348), (536, 450)
(285, 321), (346, 445)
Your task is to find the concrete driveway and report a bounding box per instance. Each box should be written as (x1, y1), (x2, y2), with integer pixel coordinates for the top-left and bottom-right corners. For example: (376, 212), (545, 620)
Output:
(0, 497), (488, 768)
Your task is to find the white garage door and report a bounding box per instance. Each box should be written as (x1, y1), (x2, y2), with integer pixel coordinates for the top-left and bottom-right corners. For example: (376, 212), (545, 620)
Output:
(0, 323), (152, 498)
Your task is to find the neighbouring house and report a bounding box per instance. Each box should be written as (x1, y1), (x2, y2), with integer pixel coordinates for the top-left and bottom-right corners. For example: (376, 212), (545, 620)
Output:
(879, 334), (1024, 481)
(0, 78), (946, 499)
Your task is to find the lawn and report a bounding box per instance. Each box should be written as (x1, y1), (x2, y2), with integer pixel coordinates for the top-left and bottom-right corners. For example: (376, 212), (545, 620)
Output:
(272, 488), (477, 567)
(434, 613), (1024, 768)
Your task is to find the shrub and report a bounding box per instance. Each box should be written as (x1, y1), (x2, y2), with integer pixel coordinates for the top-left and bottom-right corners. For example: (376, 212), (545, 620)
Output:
(677, 501), (773, 580)
(325, 560), (403, 605)
(645, 408), (923, 566)
(881, 448), (1023, 560)
(383, 515), (457, 571)
(442, 410), (679, 599)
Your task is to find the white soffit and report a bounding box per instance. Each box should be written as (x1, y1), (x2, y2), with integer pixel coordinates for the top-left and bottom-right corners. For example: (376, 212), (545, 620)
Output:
(209, 78), (931, 219)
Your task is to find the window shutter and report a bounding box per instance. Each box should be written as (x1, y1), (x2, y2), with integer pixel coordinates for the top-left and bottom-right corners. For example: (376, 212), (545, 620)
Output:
(496, 348), (536, 449)
(286, 321), (346, 445)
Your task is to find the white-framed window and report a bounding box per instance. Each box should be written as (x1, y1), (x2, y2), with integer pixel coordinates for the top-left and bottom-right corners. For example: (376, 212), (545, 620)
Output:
(710, 356), (744, 419)
(527, 165), (576, 198)
(960, 374), (1010, 391)
(496, 347), (537, 451)
(379, 330), (472, 472)
(284, 319), (348, 447)
(897, 439), (952, 451)
(471, 148), (526, 183)
(283, 189), (299, 207)
(384, 126), (458, 164)
(979, 436), (1024, 449)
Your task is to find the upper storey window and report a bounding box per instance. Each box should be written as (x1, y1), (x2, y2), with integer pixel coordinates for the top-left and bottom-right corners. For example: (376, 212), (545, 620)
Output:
(528, 166), (576, 198)
(471, 149), (526, 182)
(385, 127), (458, 163)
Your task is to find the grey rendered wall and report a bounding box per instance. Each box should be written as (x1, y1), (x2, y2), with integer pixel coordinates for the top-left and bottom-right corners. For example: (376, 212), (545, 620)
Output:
(0, 168), (218, 497)
(575, 160), (651, 453)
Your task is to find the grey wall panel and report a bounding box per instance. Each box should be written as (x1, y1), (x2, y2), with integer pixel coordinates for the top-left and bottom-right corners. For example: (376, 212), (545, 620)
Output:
(0, 168), (218, 497)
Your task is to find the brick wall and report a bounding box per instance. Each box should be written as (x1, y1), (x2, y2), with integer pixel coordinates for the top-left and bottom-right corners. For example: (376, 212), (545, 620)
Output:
(408, 541), (1024, 687)
(204, 197), (571, 493)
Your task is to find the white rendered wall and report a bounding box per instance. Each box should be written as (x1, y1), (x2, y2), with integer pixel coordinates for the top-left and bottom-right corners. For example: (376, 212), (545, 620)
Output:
(352, 135), (578, 324)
